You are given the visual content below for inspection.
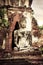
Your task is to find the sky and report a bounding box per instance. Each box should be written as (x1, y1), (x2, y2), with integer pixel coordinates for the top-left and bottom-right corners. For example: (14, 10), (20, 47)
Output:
(32, 0), (43, 26)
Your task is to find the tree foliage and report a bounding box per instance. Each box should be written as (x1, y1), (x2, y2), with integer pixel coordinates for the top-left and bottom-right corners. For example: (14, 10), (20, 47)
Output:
(0, 8), (9, 29)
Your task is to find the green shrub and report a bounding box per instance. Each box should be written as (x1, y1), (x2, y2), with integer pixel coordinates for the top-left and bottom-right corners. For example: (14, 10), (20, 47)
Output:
(39, 26), (43, 30)
(0, 8), (9, 29)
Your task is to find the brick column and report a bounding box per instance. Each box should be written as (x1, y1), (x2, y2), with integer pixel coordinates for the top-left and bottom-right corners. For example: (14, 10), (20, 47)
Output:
(5, 13), (21, 53)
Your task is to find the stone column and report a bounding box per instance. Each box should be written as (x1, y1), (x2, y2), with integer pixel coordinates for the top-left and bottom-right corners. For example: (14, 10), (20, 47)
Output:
(24, 0), (29, 7)
(19, 0), (21, 6)
(5, 0), (8, 5)
(8, 0), (11, 5)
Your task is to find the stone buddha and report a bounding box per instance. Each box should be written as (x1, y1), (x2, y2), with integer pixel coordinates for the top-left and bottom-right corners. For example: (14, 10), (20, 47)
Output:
(14, 16), (32, 50)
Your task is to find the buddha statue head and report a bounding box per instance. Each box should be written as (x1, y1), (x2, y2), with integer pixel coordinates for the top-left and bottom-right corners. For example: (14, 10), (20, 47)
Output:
(19, 16), (26, 28)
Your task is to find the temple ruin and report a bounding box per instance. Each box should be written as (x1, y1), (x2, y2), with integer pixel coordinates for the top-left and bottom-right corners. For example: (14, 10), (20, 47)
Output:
(0, 0), (41, 53)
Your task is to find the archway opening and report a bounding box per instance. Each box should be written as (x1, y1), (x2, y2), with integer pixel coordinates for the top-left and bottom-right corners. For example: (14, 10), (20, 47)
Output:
(12, 22), (20, 50)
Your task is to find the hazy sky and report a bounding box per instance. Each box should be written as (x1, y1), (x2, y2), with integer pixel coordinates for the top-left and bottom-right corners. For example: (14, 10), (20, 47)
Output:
(32, 0), (43, 26)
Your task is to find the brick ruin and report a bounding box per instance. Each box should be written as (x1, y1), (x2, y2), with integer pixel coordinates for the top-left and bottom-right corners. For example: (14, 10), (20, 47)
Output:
(0, 0), (40, 53)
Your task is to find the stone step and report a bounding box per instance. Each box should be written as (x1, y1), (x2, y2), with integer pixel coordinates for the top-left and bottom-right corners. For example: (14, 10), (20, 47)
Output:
(0, 58), (43, 65)
(12, 50), (41, 56)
